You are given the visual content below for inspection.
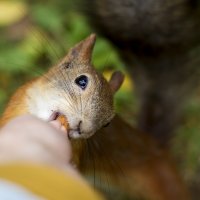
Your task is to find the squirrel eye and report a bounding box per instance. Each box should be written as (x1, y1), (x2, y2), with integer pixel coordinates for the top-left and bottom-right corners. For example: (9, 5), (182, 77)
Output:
(75, 75), (88, 90)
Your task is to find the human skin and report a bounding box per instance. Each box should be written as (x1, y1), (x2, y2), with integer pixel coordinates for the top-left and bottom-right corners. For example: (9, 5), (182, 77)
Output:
(0, 115), (81, 178)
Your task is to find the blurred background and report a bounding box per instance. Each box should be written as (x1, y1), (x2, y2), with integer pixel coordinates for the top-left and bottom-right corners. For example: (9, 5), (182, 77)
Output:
(1, 0), (200, 197)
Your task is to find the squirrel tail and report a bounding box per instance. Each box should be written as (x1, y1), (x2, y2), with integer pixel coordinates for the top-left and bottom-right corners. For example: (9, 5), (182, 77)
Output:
(78, 0), (200, 146)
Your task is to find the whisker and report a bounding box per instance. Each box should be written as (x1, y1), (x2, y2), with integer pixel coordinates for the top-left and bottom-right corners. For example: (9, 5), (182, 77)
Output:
(30, 26), (61, 61)
(64, 67), (80, 113)
(73, 62), (83, 116)
(89, 138), (112, 195)
(83, 71), (100, 111)
(87, 140), (97, 189)
(54, 69), (76, 112)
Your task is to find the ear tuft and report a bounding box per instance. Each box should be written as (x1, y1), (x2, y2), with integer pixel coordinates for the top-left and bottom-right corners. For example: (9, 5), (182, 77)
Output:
(67, 33), (96, 64)
(109, 71), (125, 94)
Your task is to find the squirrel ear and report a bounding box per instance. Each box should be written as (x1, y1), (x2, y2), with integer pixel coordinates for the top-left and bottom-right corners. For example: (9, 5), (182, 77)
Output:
(67, 34), (96, 64)
(109, 71), (125, 94)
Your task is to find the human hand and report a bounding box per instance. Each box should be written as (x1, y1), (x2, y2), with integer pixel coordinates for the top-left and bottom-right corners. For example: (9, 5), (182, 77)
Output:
(0, 115), (74, 171)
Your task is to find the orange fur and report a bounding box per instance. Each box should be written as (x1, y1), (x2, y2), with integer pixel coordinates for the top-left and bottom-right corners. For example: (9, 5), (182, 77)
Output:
(0, 79), (38, 127)
(57, 115), (69, 130)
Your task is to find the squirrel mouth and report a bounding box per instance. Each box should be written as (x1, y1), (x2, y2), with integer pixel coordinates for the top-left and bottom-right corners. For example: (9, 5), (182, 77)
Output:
(48, 111), (69, 131)
(48, 111), (60, 121)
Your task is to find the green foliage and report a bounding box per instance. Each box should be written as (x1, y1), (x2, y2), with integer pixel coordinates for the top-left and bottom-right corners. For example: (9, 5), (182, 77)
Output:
(173, 97), (200, 177)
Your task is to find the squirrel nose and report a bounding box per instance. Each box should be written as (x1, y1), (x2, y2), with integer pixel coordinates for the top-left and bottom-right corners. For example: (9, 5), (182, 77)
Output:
(77, 120), (82, 134)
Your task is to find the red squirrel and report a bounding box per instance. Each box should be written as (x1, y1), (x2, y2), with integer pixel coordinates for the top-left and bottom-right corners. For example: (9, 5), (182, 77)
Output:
(0, 34), (190, 200)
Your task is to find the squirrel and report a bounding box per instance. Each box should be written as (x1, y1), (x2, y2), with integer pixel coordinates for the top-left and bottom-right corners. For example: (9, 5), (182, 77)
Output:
(0, 34), (124, 139)
(2, 1), (198, 196)
(0, 33), (125, 171)
(78, 0), (200, 146)
(0, 34), (190, 199)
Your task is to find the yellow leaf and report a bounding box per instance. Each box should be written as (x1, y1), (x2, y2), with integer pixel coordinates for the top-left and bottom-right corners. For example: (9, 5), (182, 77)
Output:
(0, 1), (27, 26)
(103, 70), (134, 92)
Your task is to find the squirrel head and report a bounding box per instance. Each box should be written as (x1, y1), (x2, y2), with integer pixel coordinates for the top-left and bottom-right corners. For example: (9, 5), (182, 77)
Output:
(28, 34), (124, 139)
